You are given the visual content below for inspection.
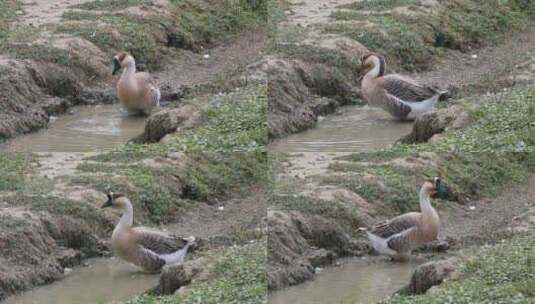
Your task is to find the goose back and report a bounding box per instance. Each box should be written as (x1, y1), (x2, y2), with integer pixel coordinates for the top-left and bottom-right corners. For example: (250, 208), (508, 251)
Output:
(132, 227), (189, 255)
(380, 75), (440, 102)
(370, 212), (421, 238)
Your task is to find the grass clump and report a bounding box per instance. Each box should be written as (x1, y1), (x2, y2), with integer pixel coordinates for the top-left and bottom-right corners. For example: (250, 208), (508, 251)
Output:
(58, 12), (160, 68)
(0, 153), (54, 194)
(397, 85), (535, 153)
(385, 235), (535, 304)
(0, 153), (34, 191)
(71, 0), (154, 11)
(0, 0), (20, 43)
(270, 194), (361, 230)
(180, 152), (268, 201)
(126, 241), (267, 304)
(58, 0), (267, 68)
(436, 0), (524, 51)
(165, 83), (267, 152)
(2, 43), (72, 64)
(72, 152), (267, 223)
(167, 0), (267, 49)
(273, 43), (359, 74)
(343, 0), (418, 11)
(323, 153), (528, 212)
(324, 16), (435, 71)
(509, 0), (535, 17)
(7, 194), (111, 230)
(68, 166), (183, 224)
(325, 163), (423, 213)
(327, 0), (529, 71)
(93, 83), (266, 154)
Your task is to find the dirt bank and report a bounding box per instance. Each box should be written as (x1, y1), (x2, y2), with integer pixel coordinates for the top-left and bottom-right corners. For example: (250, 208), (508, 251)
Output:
(0, 197), (112, 302)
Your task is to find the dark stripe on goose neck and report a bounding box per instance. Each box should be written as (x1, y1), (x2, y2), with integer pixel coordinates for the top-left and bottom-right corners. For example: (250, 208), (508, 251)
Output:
(377, 55), (386, 77)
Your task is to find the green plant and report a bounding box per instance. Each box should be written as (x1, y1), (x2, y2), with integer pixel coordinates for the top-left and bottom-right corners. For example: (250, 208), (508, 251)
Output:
(126, 241), (267, 304)
(385, 236), (535, 303)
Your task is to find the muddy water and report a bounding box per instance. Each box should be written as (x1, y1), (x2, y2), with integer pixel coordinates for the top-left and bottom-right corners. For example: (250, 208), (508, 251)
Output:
(4, 257), (159, 304)
(0, 104), (146, 152)
(269, 258), (416, 304)
(269, 106), (413, 153)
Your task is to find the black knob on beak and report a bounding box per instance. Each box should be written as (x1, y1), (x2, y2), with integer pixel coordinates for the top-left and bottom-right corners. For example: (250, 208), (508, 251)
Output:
(101, 193), (113, 208)
(112, 59), (121, 75)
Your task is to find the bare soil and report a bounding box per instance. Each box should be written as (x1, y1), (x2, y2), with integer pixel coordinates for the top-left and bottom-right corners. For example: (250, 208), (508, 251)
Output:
(20, 0), (95, 27)
(414, 26), (535, 92)
(440, 173), (535, 244)
(285, 0), (357, 27)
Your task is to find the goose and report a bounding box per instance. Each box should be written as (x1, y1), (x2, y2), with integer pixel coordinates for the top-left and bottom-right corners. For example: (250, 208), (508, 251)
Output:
(360, 53), (447, 120)
(112, 52), (161, 115)
(366, 177), (444, 261)
(101, 192), (194, 273)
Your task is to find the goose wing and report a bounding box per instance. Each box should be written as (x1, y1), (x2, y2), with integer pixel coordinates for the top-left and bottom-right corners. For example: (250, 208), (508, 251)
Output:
(134, 72), (155, 85)
(381, 74), (440, 102)
(133, 245), (166, 272)
(132, 227), (188, 255)
(387, 226), (419, 253)
(370, 212), (421, 238)
(135, 72), (160, 107)
(382, 93), (413, 118)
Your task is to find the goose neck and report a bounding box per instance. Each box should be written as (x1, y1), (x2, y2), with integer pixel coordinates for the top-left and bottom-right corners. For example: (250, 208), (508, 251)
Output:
(121, 61), (136, 78)
(119, 200), (134, 228)
(365, 56), (384, 79)
(419, 187), (433, 212)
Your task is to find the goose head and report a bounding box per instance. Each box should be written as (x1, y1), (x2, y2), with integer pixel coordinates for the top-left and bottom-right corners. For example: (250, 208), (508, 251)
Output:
(422, 177), (445, 198)
(112, 51), (135, 75)
(359, 52), (386, 81)
(101, 192), (131, 210)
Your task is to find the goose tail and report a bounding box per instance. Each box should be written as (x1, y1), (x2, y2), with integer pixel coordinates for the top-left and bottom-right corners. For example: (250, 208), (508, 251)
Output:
(160, 236), (195, 265)
(366, 232), (396, 256)
(402, 94), (440, 117)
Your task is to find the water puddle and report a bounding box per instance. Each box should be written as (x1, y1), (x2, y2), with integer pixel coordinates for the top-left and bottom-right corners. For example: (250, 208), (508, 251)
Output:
(269, 106), (413, 153)
(0, 104), (146, 152)
(4, 257), (159, 304)
(269, 258), (416, 304)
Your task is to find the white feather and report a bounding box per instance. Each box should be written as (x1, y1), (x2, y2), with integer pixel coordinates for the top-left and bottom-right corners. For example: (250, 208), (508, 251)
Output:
(160, 236), (195, 265)
(401, 94), (441, 119)
(366, 231), (396, 256)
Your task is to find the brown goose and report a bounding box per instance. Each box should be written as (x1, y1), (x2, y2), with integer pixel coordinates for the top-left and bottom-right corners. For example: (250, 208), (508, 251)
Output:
(101, 192), (194, 273)
(113, 52), (161, 115)
(366, 177), (444, 261)
(360, 53), (447, 120)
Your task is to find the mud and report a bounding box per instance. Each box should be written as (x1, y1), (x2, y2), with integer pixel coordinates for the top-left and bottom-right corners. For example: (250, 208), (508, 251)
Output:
(267, 210), (368, 290)
(0, 201), (112, 301)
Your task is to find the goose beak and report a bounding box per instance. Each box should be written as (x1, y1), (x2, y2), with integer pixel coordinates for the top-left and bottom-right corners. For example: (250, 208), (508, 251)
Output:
(436, 183), (445, 196)
(112, 59), (121, 75)
(434, 178), (445, 198)
(101, 194), (113, 208)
